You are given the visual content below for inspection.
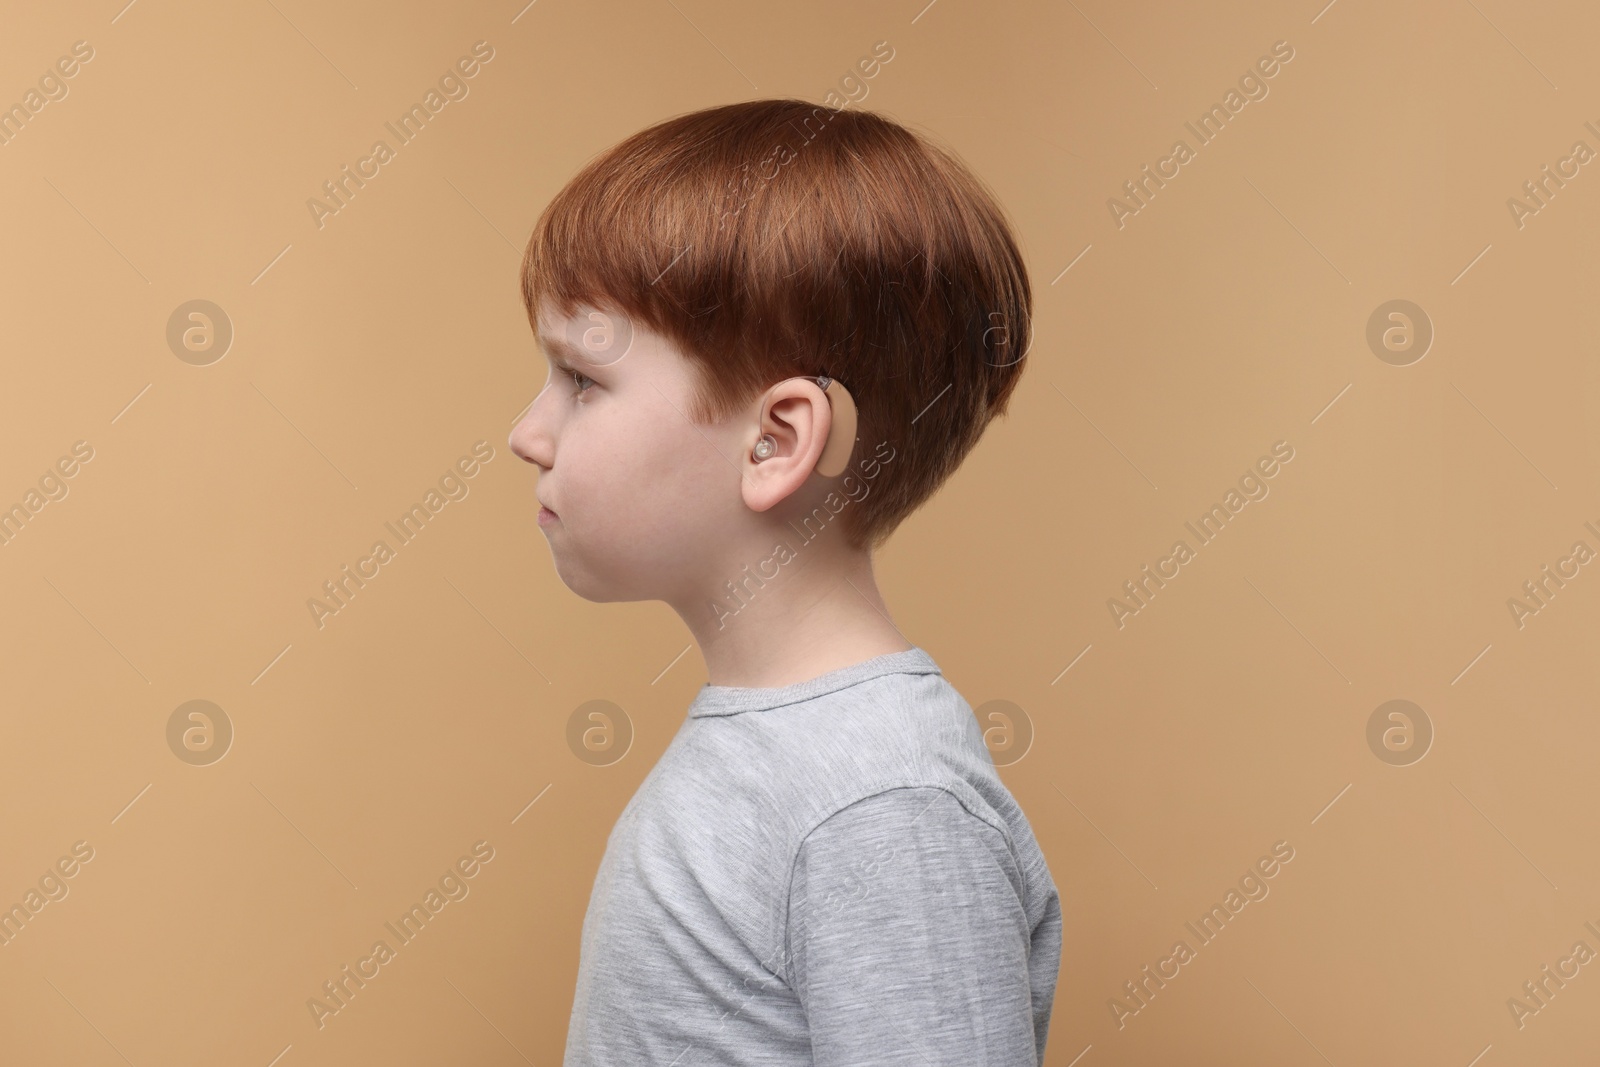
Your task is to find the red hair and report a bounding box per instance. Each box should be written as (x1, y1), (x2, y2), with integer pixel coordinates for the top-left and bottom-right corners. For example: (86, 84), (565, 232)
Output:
(521, 98), (1031, 551)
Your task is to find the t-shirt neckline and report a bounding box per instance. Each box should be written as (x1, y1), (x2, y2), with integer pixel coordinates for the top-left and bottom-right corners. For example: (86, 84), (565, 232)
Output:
(687, 646), (941, 718)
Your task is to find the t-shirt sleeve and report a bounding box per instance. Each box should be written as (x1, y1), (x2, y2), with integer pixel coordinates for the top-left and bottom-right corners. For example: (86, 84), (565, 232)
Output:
(784, 786), (1043, 1067)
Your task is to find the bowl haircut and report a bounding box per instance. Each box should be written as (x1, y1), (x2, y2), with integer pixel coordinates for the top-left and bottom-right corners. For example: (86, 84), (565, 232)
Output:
(521, 99), (1032, 551)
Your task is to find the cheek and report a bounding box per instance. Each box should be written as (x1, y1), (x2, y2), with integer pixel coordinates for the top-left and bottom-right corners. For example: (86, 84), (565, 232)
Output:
(616, 424), (715, 530)
(560, 411), (671, 519)
(562, 390), (735, 537)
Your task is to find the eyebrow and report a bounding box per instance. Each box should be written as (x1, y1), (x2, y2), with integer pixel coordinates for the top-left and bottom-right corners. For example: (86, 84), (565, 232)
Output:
(536, 327), (629, 372)
(535, 334), (582, 362)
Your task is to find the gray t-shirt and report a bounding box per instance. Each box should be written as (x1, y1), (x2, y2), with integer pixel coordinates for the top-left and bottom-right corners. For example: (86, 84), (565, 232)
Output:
(563, 646), (1063, 1066)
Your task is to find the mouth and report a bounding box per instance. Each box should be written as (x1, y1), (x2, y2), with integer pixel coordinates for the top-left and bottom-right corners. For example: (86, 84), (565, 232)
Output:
(537, 501), (560, 527)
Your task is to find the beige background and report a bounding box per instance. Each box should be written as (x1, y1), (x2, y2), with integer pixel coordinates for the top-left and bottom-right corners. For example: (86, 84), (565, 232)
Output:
(2, 0), (1597, 1063)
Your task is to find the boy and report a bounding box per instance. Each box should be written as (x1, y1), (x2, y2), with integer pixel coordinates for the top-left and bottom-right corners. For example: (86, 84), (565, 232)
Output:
(509, 98), (1061, 1065)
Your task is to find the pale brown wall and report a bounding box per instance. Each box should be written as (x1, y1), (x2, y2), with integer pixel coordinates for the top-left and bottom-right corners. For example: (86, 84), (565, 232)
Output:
(2, 0), (1596, 1064)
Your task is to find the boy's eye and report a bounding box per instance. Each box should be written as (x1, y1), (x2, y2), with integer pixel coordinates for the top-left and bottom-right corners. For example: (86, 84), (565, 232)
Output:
(555, 363), (595, 395)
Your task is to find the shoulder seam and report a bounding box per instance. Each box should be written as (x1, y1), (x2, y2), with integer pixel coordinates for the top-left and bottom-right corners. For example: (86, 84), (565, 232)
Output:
(778, 783), (1020, 985)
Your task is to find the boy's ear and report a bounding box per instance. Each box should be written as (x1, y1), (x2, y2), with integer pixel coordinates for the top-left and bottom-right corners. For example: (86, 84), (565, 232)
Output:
(741, 378), (850, 515)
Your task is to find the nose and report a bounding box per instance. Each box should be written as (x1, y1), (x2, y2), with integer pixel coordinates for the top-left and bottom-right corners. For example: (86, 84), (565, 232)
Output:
(508, 383), (556, 470)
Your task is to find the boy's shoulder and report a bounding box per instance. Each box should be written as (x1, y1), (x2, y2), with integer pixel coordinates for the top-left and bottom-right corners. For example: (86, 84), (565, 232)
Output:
(620, 663), (1039, 947)
(677, 664), (1006, 833)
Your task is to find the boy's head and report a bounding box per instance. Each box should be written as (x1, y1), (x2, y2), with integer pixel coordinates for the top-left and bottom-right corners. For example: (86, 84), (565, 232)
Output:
(509, 98), (1030, 606)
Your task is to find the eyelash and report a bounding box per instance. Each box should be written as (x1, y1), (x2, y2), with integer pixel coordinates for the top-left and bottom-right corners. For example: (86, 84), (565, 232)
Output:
(556, 364), (595, 396)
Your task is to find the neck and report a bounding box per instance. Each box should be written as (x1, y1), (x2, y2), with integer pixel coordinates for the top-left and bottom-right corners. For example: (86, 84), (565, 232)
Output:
(675, 539), (912, 688)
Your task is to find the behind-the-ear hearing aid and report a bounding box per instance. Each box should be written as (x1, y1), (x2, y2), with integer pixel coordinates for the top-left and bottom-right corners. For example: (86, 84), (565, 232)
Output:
(750, 375), (858, 477)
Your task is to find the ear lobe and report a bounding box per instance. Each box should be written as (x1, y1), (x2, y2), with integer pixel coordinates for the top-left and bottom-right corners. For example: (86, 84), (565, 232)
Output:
(815, 379), (858, 477)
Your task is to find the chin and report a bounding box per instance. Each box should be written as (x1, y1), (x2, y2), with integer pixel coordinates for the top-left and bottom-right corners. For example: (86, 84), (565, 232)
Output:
(548, 554), (634, 604)
(546, 525), (695, 604)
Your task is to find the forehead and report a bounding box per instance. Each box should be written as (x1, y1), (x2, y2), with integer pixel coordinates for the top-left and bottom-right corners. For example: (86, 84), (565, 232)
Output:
(533, 329), (585, 362)
(535, 301), (649, 371)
